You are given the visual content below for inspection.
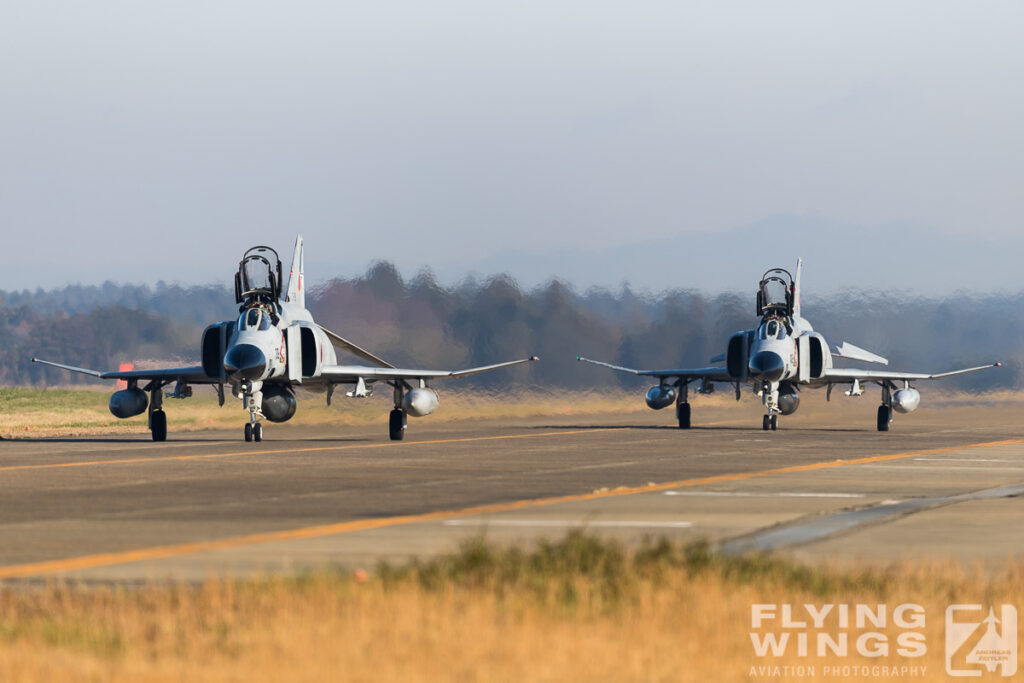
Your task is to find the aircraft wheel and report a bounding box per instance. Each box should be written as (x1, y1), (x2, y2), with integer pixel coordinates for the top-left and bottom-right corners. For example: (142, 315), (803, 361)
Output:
(245, 423), (253, 442)
(876, 405), (891, 432)
(389, 409), (406, 441)
(677, 403), (691, 429)
(762, 415), (770, 431)
(253, 423), (263, 442)
(151, 410), (167, 442)
(770, 414), (778, 431)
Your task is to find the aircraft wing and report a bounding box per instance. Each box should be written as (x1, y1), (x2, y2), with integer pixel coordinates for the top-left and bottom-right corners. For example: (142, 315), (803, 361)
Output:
(319, 356), (539, 382)
(817, 362), (1001, 384)
(576, 357), (734, 382)
(31, 358), (215, 384)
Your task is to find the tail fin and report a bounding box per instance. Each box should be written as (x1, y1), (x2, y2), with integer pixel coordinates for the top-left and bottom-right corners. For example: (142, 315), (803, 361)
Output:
(286, 235), (305, 308)
(792, 258), (803, 317)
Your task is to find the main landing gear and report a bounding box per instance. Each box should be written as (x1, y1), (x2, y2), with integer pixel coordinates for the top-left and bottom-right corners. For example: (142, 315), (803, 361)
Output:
(150, 409), (167, 441)
(877, 383), (893, 432)
(148, 386), (167, 442)
(389, 409), (407, 441)
(677, 402), (691, 429)
(389, 384), (408, 441)
(676, 381), (691, 429)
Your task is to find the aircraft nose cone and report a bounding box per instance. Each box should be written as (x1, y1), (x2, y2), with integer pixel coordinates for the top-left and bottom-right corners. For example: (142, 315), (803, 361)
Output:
(749, 351), (785, 382)
(224, 344), (267, 381)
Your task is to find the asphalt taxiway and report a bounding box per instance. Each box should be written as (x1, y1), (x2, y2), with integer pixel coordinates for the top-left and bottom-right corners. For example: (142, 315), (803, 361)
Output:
(1, 397), (1022, 581)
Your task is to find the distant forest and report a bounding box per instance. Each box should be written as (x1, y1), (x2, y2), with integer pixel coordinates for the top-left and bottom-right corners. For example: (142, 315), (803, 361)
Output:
(2, 262), (1020, 391)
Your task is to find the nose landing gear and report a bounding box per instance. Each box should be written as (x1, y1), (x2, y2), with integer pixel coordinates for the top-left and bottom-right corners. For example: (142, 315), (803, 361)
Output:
(759, 380), (780, 431)
(240, 380), (265, 442)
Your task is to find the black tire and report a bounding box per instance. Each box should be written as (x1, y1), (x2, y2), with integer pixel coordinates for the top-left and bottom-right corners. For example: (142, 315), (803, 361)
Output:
(677, 403), (691, 429)
(762, 415), (770, 431)
(770, 414), (778, 431)
(245, 422), (253, 442)
(151, 410), (167, 442)
(389, 409), (406, 441)
(253, 423), (262, 442)
(877, 405), (891, 432)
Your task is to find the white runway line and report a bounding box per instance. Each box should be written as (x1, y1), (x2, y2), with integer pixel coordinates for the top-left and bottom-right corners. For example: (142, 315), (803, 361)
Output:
(662, 491), (865, 498)
(442, 519), (693, 528)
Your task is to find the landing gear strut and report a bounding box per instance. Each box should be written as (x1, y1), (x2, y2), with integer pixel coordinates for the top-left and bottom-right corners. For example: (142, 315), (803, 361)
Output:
(676, 381), (691, 429)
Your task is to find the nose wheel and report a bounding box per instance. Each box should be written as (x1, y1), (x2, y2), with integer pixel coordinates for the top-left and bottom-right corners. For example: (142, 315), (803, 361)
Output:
(762, 414), (778, 431)
(244, 422), (263, 442)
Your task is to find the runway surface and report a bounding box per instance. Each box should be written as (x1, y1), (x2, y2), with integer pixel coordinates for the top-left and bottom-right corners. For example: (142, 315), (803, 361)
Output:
(1, 397), (1023, 581)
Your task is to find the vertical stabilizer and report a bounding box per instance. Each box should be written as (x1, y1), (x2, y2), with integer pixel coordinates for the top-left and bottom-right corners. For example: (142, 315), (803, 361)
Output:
(792, 258), (803, 317)
(286, 235), (305, 308)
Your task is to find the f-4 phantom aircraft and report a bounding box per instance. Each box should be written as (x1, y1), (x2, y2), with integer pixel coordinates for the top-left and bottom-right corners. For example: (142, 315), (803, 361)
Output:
(33, 237), (537, 442)
(578, 260), (1000, 432)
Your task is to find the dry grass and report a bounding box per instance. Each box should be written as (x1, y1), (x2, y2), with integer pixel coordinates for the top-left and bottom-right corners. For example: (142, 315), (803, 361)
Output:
(1, 535), (1021, 682)
(4, 385), (1023, 439)
(0, 387), (653, 438)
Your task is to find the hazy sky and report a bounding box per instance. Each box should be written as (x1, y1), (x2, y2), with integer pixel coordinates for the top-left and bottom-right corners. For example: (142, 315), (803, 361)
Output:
(2, 1), (1022, 292)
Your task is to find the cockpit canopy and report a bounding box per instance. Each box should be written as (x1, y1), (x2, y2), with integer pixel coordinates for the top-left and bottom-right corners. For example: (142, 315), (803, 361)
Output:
(757, 318), (788, 340)
(235, 246), (283, 305)
(757, 268), (794, 318)
(238, 307), (272, 332)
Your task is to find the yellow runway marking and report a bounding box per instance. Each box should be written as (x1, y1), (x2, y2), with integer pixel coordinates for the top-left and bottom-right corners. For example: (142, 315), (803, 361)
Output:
(0, 428), (625, 473)
(1, 437), (1021, 579)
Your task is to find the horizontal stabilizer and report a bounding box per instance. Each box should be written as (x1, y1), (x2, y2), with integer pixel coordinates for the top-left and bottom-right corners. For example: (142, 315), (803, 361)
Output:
(833, 342), (888, 366)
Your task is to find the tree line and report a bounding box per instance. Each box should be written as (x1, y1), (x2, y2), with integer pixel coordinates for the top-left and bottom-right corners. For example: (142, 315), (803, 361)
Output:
(3, 262), (1020, 391)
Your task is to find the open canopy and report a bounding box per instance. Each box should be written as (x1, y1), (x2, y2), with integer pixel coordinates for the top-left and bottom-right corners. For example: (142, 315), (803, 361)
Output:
(756, 267), (794, 318)
(235, 246), (283, 304)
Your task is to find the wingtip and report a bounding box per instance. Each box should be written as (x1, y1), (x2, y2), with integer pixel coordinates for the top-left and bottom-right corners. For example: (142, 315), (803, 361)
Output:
(996, 362), (1003, 367)
(530, 356), (540, 362)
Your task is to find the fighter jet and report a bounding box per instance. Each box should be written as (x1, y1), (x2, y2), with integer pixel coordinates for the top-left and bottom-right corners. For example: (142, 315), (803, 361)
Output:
(32, 237), (538, 442)
(578, 260), (1000, 432)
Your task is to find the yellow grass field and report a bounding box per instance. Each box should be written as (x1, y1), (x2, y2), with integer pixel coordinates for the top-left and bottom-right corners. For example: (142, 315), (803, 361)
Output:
(0, 386), (654, 438)
(3, 385), (1022, 439)
(0, 536), (1021, 682)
